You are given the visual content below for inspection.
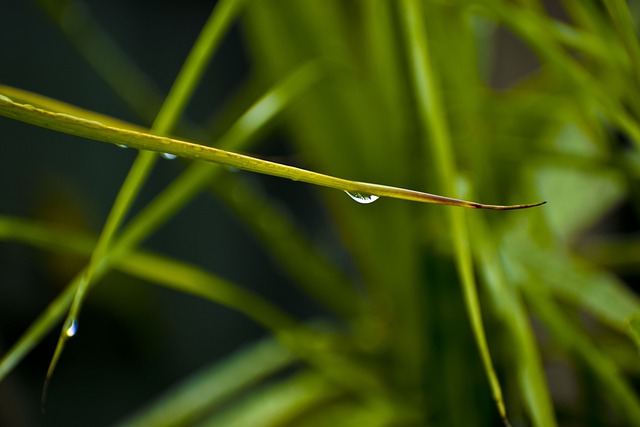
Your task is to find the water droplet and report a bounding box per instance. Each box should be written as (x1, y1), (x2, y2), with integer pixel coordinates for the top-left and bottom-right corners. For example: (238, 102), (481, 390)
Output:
(345, 191), (379, 204)
(117, 144), (128, 149)
(161, 153), (177, 160)
(65, 320), (78, 337)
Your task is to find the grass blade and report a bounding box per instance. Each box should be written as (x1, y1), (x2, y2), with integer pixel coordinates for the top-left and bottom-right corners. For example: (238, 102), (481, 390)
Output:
(471, 215), (557, 427)
(0, 92), (544, 211)
(526, 289), (640, 426)
(0, 216), (296, 383)
(399, 0), (509, 422)
(116, 337), (295, 427)
(40, 0), (250, 401)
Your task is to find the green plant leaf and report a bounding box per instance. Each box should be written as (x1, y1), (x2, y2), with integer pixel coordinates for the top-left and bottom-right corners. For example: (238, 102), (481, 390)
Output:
(0, 216), (296, 382)
(400, 0), (509, 422)
(0, 92), (544, 211)
(115, 337), (296, 427)
(40, 0), (251, 402)
(526, 288), (640, 426)
(471, 214), (557, 427)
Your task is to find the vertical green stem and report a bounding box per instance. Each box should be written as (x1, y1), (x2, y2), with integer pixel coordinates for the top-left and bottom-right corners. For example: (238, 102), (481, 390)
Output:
(400, 0), (509, 422)
(46, 0), (248, 401)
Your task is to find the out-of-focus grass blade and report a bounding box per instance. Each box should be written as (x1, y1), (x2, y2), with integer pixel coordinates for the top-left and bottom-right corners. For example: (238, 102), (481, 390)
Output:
(534, 164), (626, 243)
(526, 288), (640, 425)
(116, 337), (295, 427)
(471, 214), (557, 427)
(579, 236), (640, 272)
(198, 373), (341, 427)
(400, 0), (509, 422)
(197, 371), (398, 427)
(197, 370), (406, 427)
(122, 251), (297, 333)
(629, 315), (640, 353)
(0, 216), (297, 383)
(506, 237), (640, 335)
(602, 0), (640, 83)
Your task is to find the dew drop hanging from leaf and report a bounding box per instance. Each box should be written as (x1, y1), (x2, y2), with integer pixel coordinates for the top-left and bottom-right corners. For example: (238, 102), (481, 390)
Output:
(65, 320), (78, 337)
(345, 191), (380, 204)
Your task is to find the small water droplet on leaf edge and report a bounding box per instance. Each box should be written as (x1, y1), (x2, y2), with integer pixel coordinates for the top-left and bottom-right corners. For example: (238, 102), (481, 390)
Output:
(345, 191), (379, 204)
(65, 320), (78, 337)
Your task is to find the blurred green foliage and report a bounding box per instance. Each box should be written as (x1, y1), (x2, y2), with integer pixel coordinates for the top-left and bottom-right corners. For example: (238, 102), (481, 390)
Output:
(1, 0), (640, 426)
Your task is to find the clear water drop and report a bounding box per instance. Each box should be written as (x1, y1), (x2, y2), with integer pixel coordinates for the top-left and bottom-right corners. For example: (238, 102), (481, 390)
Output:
(161, 152), (177, 160)
(345, 191), (380, 204)
(65, 320), (78, 337)
(117, 144), (128, 149)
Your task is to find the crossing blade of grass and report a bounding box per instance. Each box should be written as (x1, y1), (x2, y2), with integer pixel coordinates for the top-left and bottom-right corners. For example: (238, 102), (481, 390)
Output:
(470, 214), (557, 427)
(115, 337), (296, 427)
(122, 251), (298, 333)
(0, 62), (333, 384)
(0, 216), (387, 420)
(400, 0), (509, 423)
(0, 216), (298, 380)
(42, 0), (249, 400)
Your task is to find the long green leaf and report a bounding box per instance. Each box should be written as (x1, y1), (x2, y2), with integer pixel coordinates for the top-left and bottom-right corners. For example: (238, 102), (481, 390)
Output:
(0, 91), (543, 211)
(116, 337), (296, 427)
(41, 0), (250, 401)
(0, 216), (297, 382)
(471, 215), (557, 427)
(399, 0), (509, 422)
